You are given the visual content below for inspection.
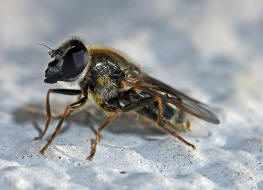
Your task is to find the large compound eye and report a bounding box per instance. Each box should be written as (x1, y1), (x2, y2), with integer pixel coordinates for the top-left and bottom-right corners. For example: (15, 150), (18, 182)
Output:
(62, 47), (87, 79)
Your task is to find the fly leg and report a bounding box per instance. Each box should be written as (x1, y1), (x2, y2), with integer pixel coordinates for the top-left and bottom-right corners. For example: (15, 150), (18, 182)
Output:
(155, 96), (164, 127)
(157, 125), (195, 150)
(39, 96), (88, 155)
(121, 96), (195, 149)
(67, 94), (83, 118)
(154, 96), (195, 150)
(87, 111), (119, 161)
(87, 96), (194, 161)
(87, 97), (155, 161)
(34, 89), (82, 140)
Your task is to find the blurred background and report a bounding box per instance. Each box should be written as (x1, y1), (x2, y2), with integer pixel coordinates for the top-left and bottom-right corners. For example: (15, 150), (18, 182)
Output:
(1, 0), (263, 126)
(0, 1), (263, 189)
(1, 0), (263, 103)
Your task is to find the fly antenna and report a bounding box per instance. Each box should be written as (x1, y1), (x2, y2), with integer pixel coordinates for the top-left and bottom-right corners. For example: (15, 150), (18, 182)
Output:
(38, 43), (53, 51)
(38, 43), (57, 57)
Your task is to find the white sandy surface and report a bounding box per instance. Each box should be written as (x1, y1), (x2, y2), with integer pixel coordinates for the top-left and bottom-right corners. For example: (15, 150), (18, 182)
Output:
(0, 1), (263, 189)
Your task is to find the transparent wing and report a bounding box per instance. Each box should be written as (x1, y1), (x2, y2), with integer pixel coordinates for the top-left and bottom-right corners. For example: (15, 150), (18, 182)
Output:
(125, 73), (220, 124)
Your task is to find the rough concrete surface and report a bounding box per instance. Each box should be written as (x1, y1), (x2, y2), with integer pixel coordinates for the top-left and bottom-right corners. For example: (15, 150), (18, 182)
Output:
(0, 1), (263, 189)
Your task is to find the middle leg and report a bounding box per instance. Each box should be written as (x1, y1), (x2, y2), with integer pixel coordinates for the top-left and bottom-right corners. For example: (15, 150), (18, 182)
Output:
(87, 97), (156, 161)
(87, 111), (119, 161)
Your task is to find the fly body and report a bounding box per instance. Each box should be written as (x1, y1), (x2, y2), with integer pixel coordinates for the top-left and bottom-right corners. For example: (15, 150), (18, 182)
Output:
(37, 38), (220, 160)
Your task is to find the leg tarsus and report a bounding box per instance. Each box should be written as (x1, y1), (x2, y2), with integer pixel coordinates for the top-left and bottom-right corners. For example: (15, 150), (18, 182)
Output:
(34, 89), (54, 140)
(87, 111), (119, 161)
(176, 134), (196, 150)
(158, 124), (196, 150)
(39, 105), (71, 154)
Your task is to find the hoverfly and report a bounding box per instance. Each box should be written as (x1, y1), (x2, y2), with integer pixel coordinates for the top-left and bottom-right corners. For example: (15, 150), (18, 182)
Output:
(36, 38), (220, 161)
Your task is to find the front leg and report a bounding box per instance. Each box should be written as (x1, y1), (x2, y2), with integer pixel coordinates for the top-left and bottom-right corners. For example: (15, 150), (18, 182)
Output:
(34, 89), (82, 140)
(40, 96), (88, 154)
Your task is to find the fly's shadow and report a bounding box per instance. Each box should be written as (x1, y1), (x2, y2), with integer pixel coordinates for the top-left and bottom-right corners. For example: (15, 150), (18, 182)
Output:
(12, 102), (167, 141)
(13, 102), (98, 140)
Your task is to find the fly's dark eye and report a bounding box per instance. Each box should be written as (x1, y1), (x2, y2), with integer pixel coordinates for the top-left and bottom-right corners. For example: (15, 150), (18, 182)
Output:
(62, 47), (87, 79)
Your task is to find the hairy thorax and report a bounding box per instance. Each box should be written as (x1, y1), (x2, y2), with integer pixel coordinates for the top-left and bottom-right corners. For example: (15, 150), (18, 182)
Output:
(82, 53), (124, 109)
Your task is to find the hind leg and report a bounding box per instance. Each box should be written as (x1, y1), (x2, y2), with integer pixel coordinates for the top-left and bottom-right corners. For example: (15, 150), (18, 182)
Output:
(155, 97), (195, 150)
